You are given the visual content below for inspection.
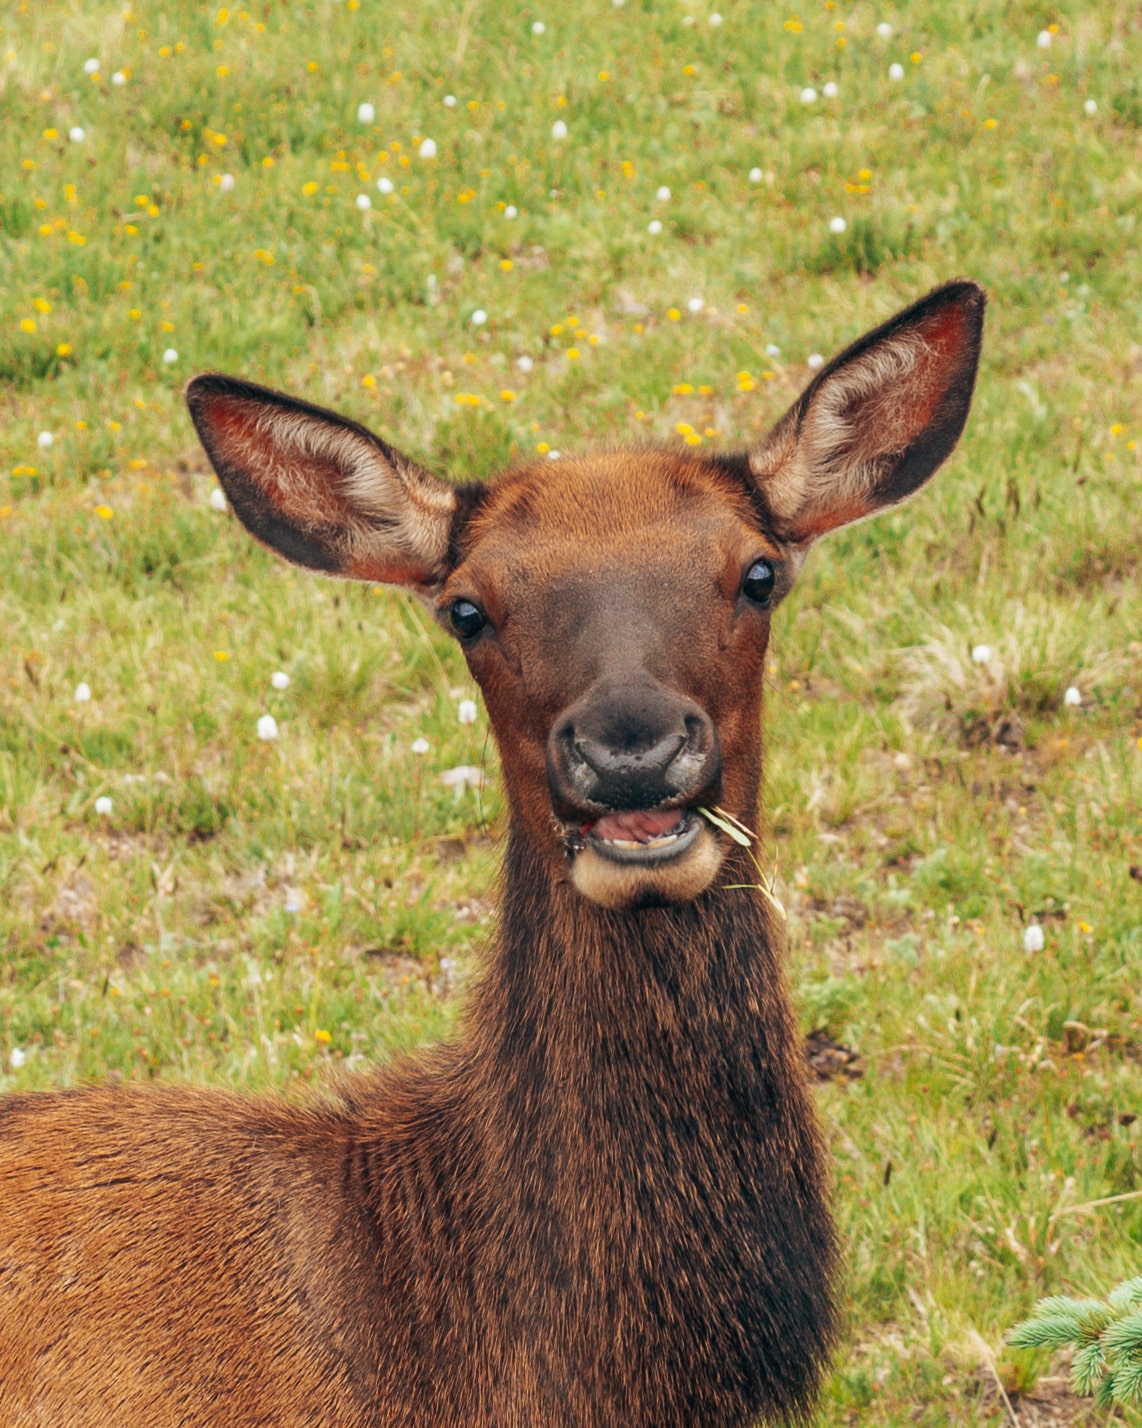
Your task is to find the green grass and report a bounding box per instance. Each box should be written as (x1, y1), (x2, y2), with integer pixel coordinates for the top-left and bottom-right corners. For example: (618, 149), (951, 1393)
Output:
(2, 1), (1141, 1421)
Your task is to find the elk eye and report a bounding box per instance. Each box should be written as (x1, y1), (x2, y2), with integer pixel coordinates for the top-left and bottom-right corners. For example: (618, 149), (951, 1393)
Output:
(449, 599), (487, 640)
(742, 559), (776, 607)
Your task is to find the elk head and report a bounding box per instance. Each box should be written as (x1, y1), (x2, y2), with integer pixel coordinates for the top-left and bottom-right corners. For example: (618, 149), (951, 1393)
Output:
(187, 281), (984, 911)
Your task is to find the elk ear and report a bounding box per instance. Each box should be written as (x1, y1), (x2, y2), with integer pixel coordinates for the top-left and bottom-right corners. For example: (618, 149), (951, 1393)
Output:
(186, 374), (458, 590)
(749, 281), (985, 546)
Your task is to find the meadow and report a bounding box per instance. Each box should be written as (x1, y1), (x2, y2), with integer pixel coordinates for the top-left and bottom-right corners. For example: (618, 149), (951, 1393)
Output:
(1, 0), (1141, 1420)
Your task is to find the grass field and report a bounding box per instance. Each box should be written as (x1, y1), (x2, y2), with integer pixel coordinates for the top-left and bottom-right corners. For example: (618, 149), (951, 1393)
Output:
(2, 1), (1141, 1421)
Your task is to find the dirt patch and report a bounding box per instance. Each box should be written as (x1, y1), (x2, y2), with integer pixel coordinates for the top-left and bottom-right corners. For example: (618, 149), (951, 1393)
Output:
(805, 1029), (864, 1083)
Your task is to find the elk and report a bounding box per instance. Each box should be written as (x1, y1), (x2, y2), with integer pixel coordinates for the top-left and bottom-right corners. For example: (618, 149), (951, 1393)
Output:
(0, 281), (984, 1426)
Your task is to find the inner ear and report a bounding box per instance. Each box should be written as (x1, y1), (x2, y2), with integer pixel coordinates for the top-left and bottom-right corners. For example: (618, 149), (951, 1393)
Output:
(187, 374), (461, 590)
(750, 281), (985, 546)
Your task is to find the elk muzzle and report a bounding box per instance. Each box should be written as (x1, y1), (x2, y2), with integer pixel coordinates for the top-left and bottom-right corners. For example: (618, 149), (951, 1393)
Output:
(546, 678), (724, 909)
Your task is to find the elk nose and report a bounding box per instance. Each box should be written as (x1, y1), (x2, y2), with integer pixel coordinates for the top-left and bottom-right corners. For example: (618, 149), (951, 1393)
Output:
(548, 682), (720, 811)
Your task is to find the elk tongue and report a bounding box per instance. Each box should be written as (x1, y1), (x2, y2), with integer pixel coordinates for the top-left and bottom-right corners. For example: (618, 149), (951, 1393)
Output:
(588, 809), (684, 843)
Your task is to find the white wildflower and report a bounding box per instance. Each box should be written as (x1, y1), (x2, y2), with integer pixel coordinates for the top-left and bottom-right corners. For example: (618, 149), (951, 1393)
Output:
(419, 138), (437, 159)
(504, 204), (518, 218)
(256, 714), (279, 741)
(823, 81), (838, 98)
(444, 94), (457, 108)
(162, 348), (178, 364)
(83, 57), (100, 74)
(516, 355), (533, 373)
(1023, 924), (1044, 953)
(94, 795), (113, 815)
(749, 166), (762, 183)
(807, 353), (824, 370)
(75, 682), (92, 702)
(377, 176), (394, 194)
(888, 62), (904, 80)
(709, 11), (722, 24)
(687, 296), (703, 314)
(37, 431), (53, 449)
(829, 216), (847, 234)
(1063, 686), (1081, 707)
(111, 70), (126, 85)
(356, 193), (372, 211)
(876, 22), (892, 37)
(971, 644), (992, 664)
(411, 737), (430, 754)
(271, 671), (291, 691)
(1084, 99), (1097, 115)
(471, 308), (488, 326)
(9, 1048), (26, 1069)
(800, 87), (817, 104)
(458, 698), (478, 724)
(546, 449), (561, 460)
(551, 119), (568, 140)
(219, 173), (235, 192)
(647, 218), (663, 234)
(440, 765), (485, 791)
(69, 125), (86, 142)
(1036, 30), (1051, 49)
(210, 487), (227, 512)
(656, 185), (671, 201)
(532, 20), (546, 34)
(357, 101), (375, 123)
(765, 343), (780, 357)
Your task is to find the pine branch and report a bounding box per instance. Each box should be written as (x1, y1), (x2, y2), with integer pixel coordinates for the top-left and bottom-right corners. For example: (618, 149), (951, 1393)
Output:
(1008, 1277), (1142, 1407)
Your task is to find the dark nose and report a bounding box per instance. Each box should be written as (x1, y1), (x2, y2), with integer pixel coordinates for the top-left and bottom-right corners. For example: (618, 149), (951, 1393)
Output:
(547, 679), (720, 812)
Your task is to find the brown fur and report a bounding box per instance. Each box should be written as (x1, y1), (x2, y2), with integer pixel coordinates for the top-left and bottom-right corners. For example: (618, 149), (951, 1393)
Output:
(0, 282), (985, 1426)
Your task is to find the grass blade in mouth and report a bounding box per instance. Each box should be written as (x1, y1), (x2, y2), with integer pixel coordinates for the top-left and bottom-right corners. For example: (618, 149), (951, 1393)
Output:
(697, 806), (754, 846)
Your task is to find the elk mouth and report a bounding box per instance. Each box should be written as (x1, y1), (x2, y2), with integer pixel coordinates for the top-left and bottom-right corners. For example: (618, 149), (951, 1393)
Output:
(567, 807), (702, 865)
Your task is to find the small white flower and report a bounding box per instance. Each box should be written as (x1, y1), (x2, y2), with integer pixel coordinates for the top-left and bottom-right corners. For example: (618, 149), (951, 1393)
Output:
(971, 644), (992, 664)
(532, 20), (546, 34)
(1036, 29), (1052, 49)
(1023, 923), (1045, 953)
(210, 487), (227, 512)
(504, 203), (518, 218)
(284, 896), (300, 914)
(419, 137), (437, 159)
(551, 119), (568, 140)
(516, 355), (533, 373)
(765, 343), (781, 357)
(471, 308), (488, 326)
(411, 737), (430, 754)
(83, 57), (100, 74)
(458, 698), (478, 724)
(807, 353), (824, 371)
(647, 218), (663, 235)
(257, 714), (279, 741)
(69, 125), (86, 143)
(440, 764), (485, 791)
(687, 296), (703, 314)
(656, 185), (671, 201)
(709, 11), (723, 25)
(800, 86), (818, 104)
(1063, 686), (1082, 707)
(356, 193), (372, 211)
(876, 22), (892, 38)
(377, 176), (394, 194)
(111, 70), (126, 85)
(546, 449), (561, 460)
(9, 1047), (26, 1069)
(829, 216), (847, 234)
(1084, 98), (1097, 116)
(823, 81), (838, 98)
(888, 62), (904, 80)
(444, 94), (457, 108)
(94, 795), (113, 815)
(75, 682), (92, 703)
(749, 167), (762, 183)
(37, 431), (53, 449)
(271, 671), (291, 691)
(219, 172), (235, 192)
(357, 101), (376, 123)
(162, 348), (178, 364)
(612, 0), (625, 6)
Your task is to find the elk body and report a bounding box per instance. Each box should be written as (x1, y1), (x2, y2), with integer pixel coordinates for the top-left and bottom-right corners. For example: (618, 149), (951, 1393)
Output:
(0, 282), (984, 1426)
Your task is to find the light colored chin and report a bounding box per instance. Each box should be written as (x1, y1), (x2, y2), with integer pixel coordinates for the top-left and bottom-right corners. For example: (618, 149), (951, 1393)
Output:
(568, 825), (724, 910)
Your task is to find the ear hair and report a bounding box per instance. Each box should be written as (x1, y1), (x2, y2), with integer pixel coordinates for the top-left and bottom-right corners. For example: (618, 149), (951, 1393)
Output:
(186, 374), (459, 589)
(750, 281), (985, 546)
